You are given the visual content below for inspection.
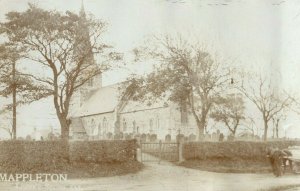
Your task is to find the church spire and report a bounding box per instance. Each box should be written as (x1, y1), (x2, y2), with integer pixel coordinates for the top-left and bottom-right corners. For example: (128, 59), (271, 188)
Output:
(80, 0), (86, 18)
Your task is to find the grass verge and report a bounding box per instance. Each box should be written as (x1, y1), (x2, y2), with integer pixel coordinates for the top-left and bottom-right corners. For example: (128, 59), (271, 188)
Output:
(67, 161), (144, 178)
(179, 158), (272, 173)
(258, 184), (300, 191)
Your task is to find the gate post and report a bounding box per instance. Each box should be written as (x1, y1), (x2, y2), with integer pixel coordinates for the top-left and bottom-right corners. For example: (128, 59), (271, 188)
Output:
(178, 140), (184, 163)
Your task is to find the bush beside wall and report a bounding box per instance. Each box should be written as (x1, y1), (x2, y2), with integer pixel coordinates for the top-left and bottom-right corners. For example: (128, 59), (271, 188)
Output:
(69, 140), (137, 163)
(183, 141), (300, 161)
(0, 141), (69, 173)
(0, 140), (137, 173)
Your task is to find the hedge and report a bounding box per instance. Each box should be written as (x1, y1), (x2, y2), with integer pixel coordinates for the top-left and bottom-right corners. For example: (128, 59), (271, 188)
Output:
(0, 140), (137, 173)
(0, 141), (69, 173)
(69, 140), (137, 163)
(183, 141), (300, 161)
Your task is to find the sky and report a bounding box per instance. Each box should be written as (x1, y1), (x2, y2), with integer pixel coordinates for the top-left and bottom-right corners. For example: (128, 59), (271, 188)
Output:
(0, 0), (300, 138)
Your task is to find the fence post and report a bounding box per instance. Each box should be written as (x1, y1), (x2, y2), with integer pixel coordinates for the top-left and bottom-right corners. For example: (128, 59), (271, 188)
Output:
(159, 140), (162, 164)
(140, 141), (143, 162)
(178, 140), (184, 163)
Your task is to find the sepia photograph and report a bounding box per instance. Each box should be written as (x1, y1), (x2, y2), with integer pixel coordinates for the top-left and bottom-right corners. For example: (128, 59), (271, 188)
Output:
(0, 0), (300, 190)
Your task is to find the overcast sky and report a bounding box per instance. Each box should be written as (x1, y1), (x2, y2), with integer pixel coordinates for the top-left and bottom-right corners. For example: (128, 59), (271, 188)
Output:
(1, 0), (300, 138)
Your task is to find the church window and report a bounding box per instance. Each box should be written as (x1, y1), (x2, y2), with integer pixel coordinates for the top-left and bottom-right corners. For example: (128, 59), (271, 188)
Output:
(103, 117), (108, 135)
(98, 123), (102, 137)
(123, 118), (127, 132)
(91, 119), (97, 135)
(156, 116), (160, 129)
(132, 120), (136, 133)
(149, 119), (153, 132)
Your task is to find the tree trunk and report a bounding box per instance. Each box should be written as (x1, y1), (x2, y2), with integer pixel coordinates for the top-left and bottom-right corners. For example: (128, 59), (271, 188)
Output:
(198, 121), (205, 141)
(275, 119), (279, 139)
(12, 60), (17, 140)
(263, 118), (268, 141)
(58, 116), (69, 140)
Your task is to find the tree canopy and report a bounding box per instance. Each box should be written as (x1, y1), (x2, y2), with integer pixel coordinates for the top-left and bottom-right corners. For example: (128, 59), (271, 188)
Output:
(1, 4), (121, 139)
(128, 35), (231, 139)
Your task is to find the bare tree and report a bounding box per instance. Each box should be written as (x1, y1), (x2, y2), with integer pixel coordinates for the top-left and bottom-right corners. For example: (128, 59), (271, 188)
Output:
(129, 35), (230, 140)
(236, 73), (293, 141)
(1, 5), (121, 139)
(271, 111), (286, 139)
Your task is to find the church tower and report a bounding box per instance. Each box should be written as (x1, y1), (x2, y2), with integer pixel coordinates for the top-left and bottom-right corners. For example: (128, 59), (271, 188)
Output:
(69, 1), (102, 115)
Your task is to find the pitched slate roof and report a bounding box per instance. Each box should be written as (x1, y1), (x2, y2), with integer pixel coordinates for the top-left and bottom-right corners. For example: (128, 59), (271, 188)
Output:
(120, 99), (169, 114)
(72, 82), (170, 118)
(75, 83), (121, 117)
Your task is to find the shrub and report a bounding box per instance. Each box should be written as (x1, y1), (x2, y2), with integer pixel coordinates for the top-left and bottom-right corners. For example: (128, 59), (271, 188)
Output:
(146, 134), (151, 142)
(183, 141), (300, 161)
(176, 134), (185, 143)
(0, 140), (138, 173)
(188, 134), (196, 142)
(0, 140), (69, 173)
(114, 132), (123, 140)
(165, 134), (171, 142)
(125, 133), (133, 140)
(141, 134), (147, 142)
(150, 134), (157, 142)
(106, 132), (113, 139)
(69, 140), (137, 163)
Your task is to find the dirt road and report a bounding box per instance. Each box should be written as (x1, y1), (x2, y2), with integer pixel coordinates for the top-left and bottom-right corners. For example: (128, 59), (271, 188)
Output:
(0, 161), (299, 191)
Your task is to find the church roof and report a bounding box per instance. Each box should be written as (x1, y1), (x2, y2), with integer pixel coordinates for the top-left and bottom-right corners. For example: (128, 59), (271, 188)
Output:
(75, 83), (121, 117)
(120, 98), (169, 114)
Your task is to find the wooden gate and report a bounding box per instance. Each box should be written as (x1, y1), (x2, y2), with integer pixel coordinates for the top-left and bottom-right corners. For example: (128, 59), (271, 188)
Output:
(140, 141), (179, 162)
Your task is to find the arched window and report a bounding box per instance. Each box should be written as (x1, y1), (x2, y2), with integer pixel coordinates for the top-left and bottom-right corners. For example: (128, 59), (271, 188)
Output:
(156, 116), (160, 130)
(98, 123), (102, 137)
(123, 118), (127, 132)
(91, 119), (97, 135)
(149, 119), (153, 132)
(132, 120), (136, 133)
(103, 117), (108, 135)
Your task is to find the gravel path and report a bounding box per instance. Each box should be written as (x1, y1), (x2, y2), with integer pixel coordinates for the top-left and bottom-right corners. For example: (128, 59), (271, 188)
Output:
(0, 159), (299, 191)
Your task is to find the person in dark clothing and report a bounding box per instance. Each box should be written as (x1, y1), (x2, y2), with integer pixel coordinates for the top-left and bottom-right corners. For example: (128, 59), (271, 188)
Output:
(267, 147), (292, 177)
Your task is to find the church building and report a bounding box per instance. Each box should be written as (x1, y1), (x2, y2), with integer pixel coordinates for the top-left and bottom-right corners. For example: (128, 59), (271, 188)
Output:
(68, 4), (199, 142)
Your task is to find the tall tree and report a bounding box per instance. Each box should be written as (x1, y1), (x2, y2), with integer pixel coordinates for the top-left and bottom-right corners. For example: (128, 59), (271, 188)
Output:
(210, 94), (245, 137)
(129, 36), (230, 140)
(0, 44), (48, 139)
(236, 73), (293, 141)
(1, 5), (121, 139)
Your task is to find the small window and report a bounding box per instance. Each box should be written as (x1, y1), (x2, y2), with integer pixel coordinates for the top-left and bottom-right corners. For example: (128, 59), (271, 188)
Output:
(103, 117), (108, 134)
(98, 123), (101, 136)
(149, 119), (153, 131)
(132, 120), (136, 133)
(123, 118), (127, 132)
